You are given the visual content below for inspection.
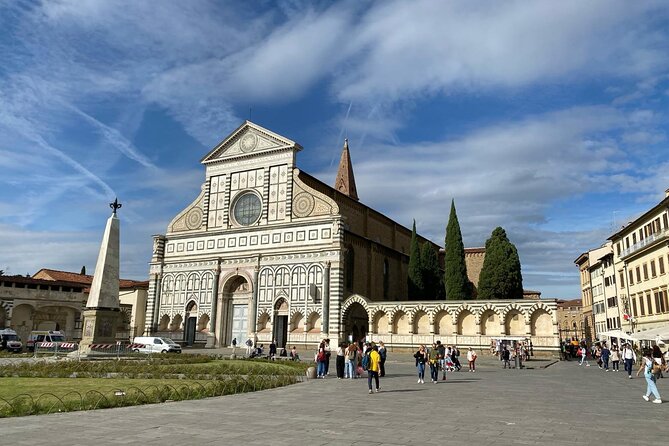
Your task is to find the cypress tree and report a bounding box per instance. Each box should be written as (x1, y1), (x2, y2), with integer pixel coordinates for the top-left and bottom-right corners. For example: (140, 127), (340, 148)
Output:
(444, 200), (470, 300)
(420, 242), (442, 300)
(407, 220), (424, 300)
(477, 227), (524, 299)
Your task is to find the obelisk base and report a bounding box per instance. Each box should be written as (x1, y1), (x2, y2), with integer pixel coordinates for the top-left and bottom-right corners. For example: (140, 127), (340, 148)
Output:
(79, 309), (120, 354)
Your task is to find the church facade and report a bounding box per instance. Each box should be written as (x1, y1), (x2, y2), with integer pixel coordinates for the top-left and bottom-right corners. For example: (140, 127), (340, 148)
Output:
(145, 121), (560, 353)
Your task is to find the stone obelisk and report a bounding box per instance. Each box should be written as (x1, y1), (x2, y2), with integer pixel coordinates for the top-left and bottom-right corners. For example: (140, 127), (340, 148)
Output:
(79, 199), (122, 352)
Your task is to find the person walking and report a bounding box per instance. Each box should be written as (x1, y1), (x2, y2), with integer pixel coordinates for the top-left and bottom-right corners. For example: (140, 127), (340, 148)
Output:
(502, 347), (511, 369)
(601, 344), (610, 371)
(437, 341), (447, 381)
(637, 350), (662, 403)
(622, 343), (636, 378)
(378, 341), (387, 377)
(451, 345), (462, 371)
(269, 340), (277, 359)
(336, 342), (346, 379)
(428, 343), (440, 383)
(467, 347), (477, 372)
(611, 345), (620, 372)
(367, 345), (381, 394)
(414, 344), (428, 384)
(579, 343), (589, 367)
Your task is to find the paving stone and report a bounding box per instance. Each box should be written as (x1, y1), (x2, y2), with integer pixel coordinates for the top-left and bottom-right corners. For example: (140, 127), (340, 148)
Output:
(1, 354), (669, 443)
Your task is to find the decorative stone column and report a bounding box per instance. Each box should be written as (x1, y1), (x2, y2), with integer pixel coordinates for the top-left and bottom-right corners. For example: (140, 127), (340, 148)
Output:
(322, 261), (331, 335)
(250, 265), (260, 337)
(207, 260), (221, 348)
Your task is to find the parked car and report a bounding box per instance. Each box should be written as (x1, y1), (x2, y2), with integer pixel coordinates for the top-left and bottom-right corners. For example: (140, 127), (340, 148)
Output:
(132, 336), (182, 354)
(0, 329), (23, 353)
(26, 330), (67, 352)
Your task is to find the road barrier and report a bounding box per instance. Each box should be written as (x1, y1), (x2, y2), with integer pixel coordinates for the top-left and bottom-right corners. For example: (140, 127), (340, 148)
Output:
(33, 341), (79, 358)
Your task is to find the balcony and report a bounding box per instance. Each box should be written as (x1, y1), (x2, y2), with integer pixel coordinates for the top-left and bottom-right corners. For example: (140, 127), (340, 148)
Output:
(620, 228), (669, 259)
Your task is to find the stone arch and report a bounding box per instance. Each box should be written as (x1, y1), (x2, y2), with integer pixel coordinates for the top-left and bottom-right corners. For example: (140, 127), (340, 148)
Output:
(412, 307), (430, 335)
(221, 270), (254, 294)
(197, 313), (210, 332)
(257, 311), (271, 333)
(433, 307), (454, 336)
(342, 296), (368, 342)
(457, 309), (476, 336)
(392, 310), (410, 335)
(371, 310), (389, 335)
(530, 309), (553, 336)
(479, 305), (502, 336)
(505, 308), (526, 336)
(274, 295), (289, 313)
(341, 295), (370, 318)
(306, 311), (322, 333)
(290, 311), (304, 332)
(159, 314), (170, 331)
(169, 313), (183, 331)
(501, 303), (525, 322)
(527, 302), (554, 322)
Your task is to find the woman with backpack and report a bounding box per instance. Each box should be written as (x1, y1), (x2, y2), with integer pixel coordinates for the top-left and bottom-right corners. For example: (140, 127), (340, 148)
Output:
(344, 343), (357, 379)
(414, 344), (428, 384)
(637, 349), (662, 404)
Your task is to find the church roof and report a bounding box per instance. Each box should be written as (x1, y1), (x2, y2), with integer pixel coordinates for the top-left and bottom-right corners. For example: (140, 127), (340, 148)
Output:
(32, 268), (148, 290)
(334, 139), (358, 201)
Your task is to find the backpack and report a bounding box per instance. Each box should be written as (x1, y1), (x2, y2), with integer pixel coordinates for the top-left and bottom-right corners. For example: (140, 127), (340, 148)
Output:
(316, 350), (326, 362)
(361, 352), (371, 371)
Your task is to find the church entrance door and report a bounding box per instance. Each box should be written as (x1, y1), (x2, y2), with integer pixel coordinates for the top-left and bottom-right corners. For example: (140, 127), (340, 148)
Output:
(273, 298), (289, 348)
(274, 316), (288, 348)
(185, 317), (196, 346)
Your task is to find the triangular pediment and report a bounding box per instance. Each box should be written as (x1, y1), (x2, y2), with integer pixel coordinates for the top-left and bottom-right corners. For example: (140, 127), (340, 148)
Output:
(201, 121), (301, 164)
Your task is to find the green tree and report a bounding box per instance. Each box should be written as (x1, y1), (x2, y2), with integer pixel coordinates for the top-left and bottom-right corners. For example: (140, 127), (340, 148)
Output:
(477, 227), (524, 299)
(444, 200), (470, 300)
(420, 242), (443, 300)
(407, 220), (424, 300)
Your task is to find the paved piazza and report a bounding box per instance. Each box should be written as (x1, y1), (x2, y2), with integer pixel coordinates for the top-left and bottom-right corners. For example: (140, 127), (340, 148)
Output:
(1, 353), (668, 445)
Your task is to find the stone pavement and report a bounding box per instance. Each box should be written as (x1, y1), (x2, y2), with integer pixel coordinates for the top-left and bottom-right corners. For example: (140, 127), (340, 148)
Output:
(2, 354), (669, 445)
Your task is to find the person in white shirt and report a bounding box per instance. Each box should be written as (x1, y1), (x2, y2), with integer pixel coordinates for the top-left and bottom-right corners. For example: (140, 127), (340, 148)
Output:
(467, 347), (477, 372)
(622, 343), (637, 379)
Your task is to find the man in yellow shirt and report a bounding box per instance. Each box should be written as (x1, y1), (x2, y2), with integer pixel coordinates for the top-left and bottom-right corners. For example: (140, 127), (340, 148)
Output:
(367, 344), (382, 394)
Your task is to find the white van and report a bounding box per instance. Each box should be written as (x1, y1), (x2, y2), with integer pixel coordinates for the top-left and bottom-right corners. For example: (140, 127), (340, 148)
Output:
(132, 336), (182, 354)
(0, 328), (22, 353)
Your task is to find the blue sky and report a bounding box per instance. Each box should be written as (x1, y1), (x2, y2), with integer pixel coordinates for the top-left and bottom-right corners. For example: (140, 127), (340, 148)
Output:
(1, 0), (668, 298)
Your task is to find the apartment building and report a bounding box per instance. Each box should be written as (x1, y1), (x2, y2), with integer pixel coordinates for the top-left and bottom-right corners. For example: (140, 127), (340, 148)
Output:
(608, 189), (669, 335)
(574, 252), (594, 341)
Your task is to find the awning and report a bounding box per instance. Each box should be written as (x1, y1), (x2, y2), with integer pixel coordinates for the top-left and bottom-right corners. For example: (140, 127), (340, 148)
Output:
(596, 330), (638, 342)
(633, 325), (669, 341)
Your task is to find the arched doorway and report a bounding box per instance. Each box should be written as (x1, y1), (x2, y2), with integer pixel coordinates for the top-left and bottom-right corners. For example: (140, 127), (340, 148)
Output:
(222, 275), (251, 346)
(273, 298), (288, 348)
(185, 301), (198, 346)
(344, 302), (368, 343)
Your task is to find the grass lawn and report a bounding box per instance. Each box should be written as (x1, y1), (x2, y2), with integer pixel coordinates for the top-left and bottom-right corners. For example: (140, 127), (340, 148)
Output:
(0, 377), (206, 401)
(0, 357), (305, 417)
